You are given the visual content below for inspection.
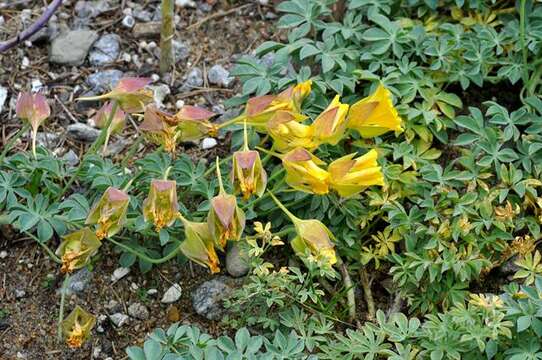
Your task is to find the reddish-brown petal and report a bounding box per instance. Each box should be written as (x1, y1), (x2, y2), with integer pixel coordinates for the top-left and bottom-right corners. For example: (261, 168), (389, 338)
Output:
(33, 94), (51, 120)
(315, 107), (338, 135)
(246, 95), (276, 116)
(234, 150), (258, 169)
(115, 77), (152, 93)
(211, 195), (236, 228)
(16, 92), (34, 120)
(284, 148), (312, 162)
(140, 106), (169, 132)
(152, 179), (176, 192)
(276, 86), (294, 102)
(177, 105), (216, 121)
(106, 187), (129, 202)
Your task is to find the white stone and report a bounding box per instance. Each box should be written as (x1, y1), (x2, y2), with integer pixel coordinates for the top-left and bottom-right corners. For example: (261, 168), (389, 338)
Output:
(0, 250), (7, 259)
(161, 283), (182, 303)
(122, 15), (135, 28)
(152, 84), (170, 108)
(147, 288), (158, 295)
(109, 313), (129, 327)
(175, 99), (185, 109)
(0, 87), (7, 114)
(176, 0), (196, 7)
(111, 267), (130, 282)
(202, 137), (218, 150)
(31, 79), (43, 92)
(21, 57), (30, 69)
(151, 73), (160, 82)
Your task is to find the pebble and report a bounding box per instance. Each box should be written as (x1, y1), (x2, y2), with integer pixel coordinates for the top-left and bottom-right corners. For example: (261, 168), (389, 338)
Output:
(62, 268), (93, 295)
(21, 57), (30, 69)
(175, 100), (185, 109)
(128, 303), (149, 320)
(15, 289), (26, 299)
(105, 300), (121, 313)
(0, 87), (7, 113)
(49, 30), (98, 65)
(105, 139), (128, 157)
(147, 288), (158, 296)
(62, 149), (79, 167)
(109, 313), (129, 327)
(161, 283), (182, 303)
(0, 16), (4, 26)
(173, 40), (190, 60)
(133, 22), (161, 38)
(152, 84), (171, 108)
(208, 64), (234, 88)
(35, 132), (60, 149)
(201, 137), (217, 150)
(0, 250), (7, 259)
(176, 0), (196, 7)
(191, 278), (232, 320)
(181, 67), (203, 90)
(111, 267), (130, 282)
(122, 15), (135, 29)
(31, 79), (43, 92)
(87, 69), (124, 92)
(133, 8), (153, 22)
(75, 0), (109, 19)
(67, 123), (101, 142)
(89, 34), (120, 66)
(226, 243), (250, 277)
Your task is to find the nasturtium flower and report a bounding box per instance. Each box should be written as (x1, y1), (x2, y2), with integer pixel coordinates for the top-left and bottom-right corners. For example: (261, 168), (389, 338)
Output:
(179, 216), (220, 273)
(269, 192), (336, 266)
(78, 77), (153, 113)
(267, 111), (313, 152)
(328, 149), (384, 197)
(142, 180), (179, 232)
(175, 105), (218, 141)
(90, 102), (126, 134)
(208, 158), (245, 250)
(62, 306), (96, 349)
(16, 92), (50, 157)
(56, 227), (102, 274)
(347, 84), (403, 138)
(140, 105), (179, 153)
(282, 148), (329, 195)
(85, 187), (129, 240)
(277, 80), (312, 112)
(311, 95), (349, 146)
(231, 122), (267, 199)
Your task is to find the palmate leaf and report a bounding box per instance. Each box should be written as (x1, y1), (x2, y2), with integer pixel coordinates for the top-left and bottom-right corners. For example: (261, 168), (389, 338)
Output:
(0, 171), (30, 210)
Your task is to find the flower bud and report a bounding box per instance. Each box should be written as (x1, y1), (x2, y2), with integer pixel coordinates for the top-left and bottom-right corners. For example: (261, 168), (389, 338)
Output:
(347, 84), (403, 138)
(311, 95), (349, 146)
(175, 105), (218, 141)
(56, 228), (102, 274)
(85, 187), (129, 239)
(208, 193), (246, 250)
(179, 218), (220, 273)
(231, 150), (267, 199)
(16, 92), (50, 132)
(282, 148), (329, 195)
(62, 306), (96, 349)
(91, 102), (126, 134)
(328, 149), (384, 197)
(267, 111), (313, 152)
(142, 180), (179, 232)
(78, 77), (153, 113)
(140, 105), (178, 153)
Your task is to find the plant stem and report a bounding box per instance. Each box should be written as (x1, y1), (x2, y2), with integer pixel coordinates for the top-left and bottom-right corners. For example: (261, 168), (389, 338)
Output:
(217, 114), (246, 130)
(215, 157), (225, 193)
(359, 267), (376, 321)
(336, 256), (357, 323)
(268, 191), (299, 222)
(120, 137), (144, 169)
(160, 0), (175, 74)
(57, 274), (70, 342)
(204, 154), (232, 177)
(519, 0), (529, 85)
(0, 123), (30, 161)
(101, 128), (111, 156)
(56, 101), (119, 201)
(106, 237), (182, 264)
(24, 231), (62, 263)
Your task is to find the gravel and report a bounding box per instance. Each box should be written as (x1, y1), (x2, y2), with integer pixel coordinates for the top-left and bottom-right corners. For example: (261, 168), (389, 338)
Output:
(111, 267), (130, 282)
(61, 268), (94, 296)
(109, 313), (129, 327)
(128, 303), (150, 320)
(87, 69), (124, 92)
(0, 87), (7, 114)
(161, 283), (182, 303)
(201, 137), (218, 150)
(89, 33), (121, 66)
(208, 64), (233, 88)
(191, 277), (232, 320)
(67, 123), (101, 142)
(122, 15), (135, 29)
(49, 30), (98, 65)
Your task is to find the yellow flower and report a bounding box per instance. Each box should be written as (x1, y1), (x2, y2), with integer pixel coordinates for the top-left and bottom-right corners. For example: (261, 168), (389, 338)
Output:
(174, 105), (218, 141)
(85, 187), (129, 240)
(328, 149), (384, 197)
(282, 148), (330, 195)
(62, 306), (96, 349)
(311, 95), (349, 146)
(347, 83), (403, 138)
(78, 77), (153, 113)
(267, 111), (313, 152)
(179, 216), (220, 273)
(277, 80), (312, 112)
(56, 228), (102, 274)
(142, 180), (179, 232)
(269, 192), (336, 266)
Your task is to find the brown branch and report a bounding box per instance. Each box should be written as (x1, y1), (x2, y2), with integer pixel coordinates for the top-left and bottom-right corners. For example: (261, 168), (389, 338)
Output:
(360, 267), (376, 321)
(337, 256), (357, 324)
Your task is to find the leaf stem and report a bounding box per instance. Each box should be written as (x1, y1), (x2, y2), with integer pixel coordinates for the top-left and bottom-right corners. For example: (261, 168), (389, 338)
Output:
(0, 123), (30, 161)
(57, 274), (70, 342)
(268, 191), (299, 222)
(24, 231), (62, 263)
(520, 0), (529, 85)
(106, 237), (182, 264)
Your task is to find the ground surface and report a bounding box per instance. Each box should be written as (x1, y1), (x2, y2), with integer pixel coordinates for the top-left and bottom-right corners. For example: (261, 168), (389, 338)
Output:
(0, 0), (277, 359)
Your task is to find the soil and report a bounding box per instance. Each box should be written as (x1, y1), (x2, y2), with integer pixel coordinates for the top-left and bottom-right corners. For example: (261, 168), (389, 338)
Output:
(0, 1), (280, 359)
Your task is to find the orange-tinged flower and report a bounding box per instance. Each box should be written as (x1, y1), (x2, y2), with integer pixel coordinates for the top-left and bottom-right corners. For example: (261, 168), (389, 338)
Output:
(276, 80), (312, 112)
(175, 105), (218, 141)
(90, 102), (126, 134)
(16, 92), (50, 157)
(328, 150), (384, 197)
(85, 187), (129, 239)
(282, 148), (329, 195)
(311, 95), (349, 146)
(142, 180), (179, 232)
(269, 192), (336, 266)
(267, 111), (313, 152)
(347, 83), (403, 138)
(78, 77), (153, 113)
(179, 216), (220, 273)
(62, 306), (96, 349)
(243, 94), (291, 130)
(140, 105), (179, 153)
(56, 228), (102, 274)
(232, 150), (267, 199)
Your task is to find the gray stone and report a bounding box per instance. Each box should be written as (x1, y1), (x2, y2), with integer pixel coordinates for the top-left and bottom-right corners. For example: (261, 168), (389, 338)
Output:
(67, 123), (101, 142)
(161, 283), (182, 303)
(105, 299), (121, 312)
(35, 132), (60, 149)
(133, 8), (153, 22)
(62, 268), (93, 295)
(49, 30), (98, 65)
(208, 64), (233, 88)
(216, 108), (242, 124)
(133, 22), (161, 38)
(109, 313), (129, 327)
(105, 139), (129, 156)
(14, 289), (26, 299)
(173, 40), (190, 61)
(87, 69), (123, 92)
(151, 84), (170, 107)
(0, 87), (7, 113)
(176, 0), (196, 7)
(128, 303), (149, 320)
(89, 34), (120, 66)
(201, 137), (217, 150)
(191, 278), (232, 320)
(122, 15), (135, 29)
(181, 67), (203, 90)
(62, 149), (79, 167)
(226, 243), (250, 277)
(75, 0), (110, 18)
(111, 267), (130, 282)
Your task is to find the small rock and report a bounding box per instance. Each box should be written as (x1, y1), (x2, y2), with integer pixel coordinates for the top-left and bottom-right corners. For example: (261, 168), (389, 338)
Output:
(89, 33), (120, 66)
(217, 108), (242, 124)
(35, 132), (60, 149)
(176, 0), (196, 7)
(0, 250), (7, 259)
(92, 346), (102, 359)
(161, 283), (182, 303)
(201, 137), (217, 150)
(15, 289), (26, 299)
(208, 64), (233, 88)
(198, 2), (213, 12)
(122, 15), (135, 29)
(166, 305), (180, 322)
(62, 268), (93, 295)
(87, 69), (124, 92)
(133, 8), (153, 22)
(175, 99), (185, 109)
(181, 67), (203, 90)
(75, 0), (110, 18)
(133, 22), (161, 38)
(191, 278), (232, 320)
(68, 123), (101, 142)
(128, 303), (149, 320)
(226, 243), (250, 277)
(105, 300), (121, 312)
(109, 313), (129, 327)
(111, 267), (130, 282)
(0, 16), (4, 26)
(173, 40), (190, 60)
(0, 87), (7, 113)
(265, 11), (277, 20)
(258, 0), (269, 5)
(21, 57), (30, 69)
(62, 149), (79, 167)
(31, 79), (43, 92)
(105, 139), (128, 156)
(151, 84), (170, 107)
(130, 282), (139, 291)
(49, 30), (98, 65)
(147, 288), (158, 295)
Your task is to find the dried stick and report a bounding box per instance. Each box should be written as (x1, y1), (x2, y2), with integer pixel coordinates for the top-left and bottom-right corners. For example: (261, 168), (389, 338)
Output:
(336, 256), (356, 323)
(0, 0), (63, 53)
(360, 267), (376, 321)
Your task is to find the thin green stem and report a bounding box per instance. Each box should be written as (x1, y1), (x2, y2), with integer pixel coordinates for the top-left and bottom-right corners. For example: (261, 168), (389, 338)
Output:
(520, 0), (529, 85)
(268, 191), (299, 222)
(106, 237), (182, 264)
(215, 157), (225, 193)
(242, 119), (249, 151)
(120, 137), (144, 169)
(101, 128), (111, 156)
(217, 114), (246, 130)
(24, 231), (62, 263)
(0, 123), (31, 161)
(31, 128), (37, 159)
(255, 146), (282, 159)
(164, 165), (172, 180)
(204, 154), (232, 177)
(57, 274), (70, 342)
